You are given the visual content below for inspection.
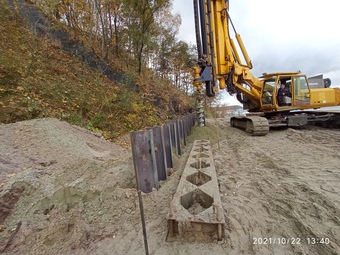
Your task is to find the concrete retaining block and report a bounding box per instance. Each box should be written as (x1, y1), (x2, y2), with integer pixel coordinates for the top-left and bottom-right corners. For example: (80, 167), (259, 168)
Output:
(167, 140), (224, 241)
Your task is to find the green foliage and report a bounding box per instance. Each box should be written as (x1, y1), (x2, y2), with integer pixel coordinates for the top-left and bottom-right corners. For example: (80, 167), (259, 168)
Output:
(91, 113), (104, 128)
(60, 113), (83, 126)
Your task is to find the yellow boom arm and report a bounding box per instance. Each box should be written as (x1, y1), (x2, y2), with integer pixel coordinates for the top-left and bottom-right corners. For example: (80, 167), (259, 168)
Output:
(194, 0), (263, 109)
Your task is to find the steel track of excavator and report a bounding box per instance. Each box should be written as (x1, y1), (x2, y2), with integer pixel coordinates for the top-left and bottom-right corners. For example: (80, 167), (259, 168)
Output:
(230, 116), (269, 136)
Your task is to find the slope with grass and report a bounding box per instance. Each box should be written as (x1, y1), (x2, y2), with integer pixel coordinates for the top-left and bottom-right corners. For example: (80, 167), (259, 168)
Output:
(0, 0), (194, 139)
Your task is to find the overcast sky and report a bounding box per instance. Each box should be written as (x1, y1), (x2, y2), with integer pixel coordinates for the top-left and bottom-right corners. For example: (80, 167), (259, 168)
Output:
(172, 0), (340, 105)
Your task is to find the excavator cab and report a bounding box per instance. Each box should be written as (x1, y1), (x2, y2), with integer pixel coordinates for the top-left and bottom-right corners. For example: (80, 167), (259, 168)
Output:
(260, 73), (311, 111)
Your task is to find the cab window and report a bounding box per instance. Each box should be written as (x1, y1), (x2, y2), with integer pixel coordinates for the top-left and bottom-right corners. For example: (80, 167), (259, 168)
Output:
(294, 76), (310, 105)
(262, 80), (275, 105)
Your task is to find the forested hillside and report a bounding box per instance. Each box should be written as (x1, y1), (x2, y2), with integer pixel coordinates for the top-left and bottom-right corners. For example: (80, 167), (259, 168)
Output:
(0, 0), (197, 139)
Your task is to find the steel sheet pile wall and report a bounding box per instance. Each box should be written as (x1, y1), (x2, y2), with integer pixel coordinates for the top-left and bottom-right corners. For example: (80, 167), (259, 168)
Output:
(130, 114), (197, 193)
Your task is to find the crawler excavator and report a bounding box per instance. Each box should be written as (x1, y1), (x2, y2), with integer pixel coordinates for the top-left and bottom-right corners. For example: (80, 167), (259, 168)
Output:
(193, 0), (340, 135)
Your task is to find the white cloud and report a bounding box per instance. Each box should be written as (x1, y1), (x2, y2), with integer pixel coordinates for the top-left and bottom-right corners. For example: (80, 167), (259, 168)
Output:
(172, 0), (340, 105)
(171, 1), (195, 44)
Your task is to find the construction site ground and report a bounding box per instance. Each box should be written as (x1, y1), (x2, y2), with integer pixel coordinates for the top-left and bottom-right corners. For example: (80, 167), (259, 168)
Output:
(0, 117), (340, 255)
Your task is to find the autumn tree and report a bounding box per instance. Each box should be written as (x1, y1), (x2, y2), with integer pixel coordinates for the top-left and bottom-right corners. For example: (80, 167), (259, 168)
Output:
(152, 5), (180, 77)
(121, 0), (171, 74)
(33, 0), (196, 91)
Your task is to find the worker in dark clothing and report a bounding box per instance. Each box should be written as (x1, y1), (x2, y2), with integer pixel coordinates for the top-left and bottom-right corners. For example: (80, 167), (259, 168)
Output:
(277, 82), (291, 106)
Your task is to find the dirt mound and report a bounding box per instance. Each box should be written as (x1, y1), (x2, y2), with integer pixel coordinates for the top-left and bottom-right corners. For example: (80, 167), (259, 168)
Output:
(0, 118), (135, 253)
(1, 118), (340, 254)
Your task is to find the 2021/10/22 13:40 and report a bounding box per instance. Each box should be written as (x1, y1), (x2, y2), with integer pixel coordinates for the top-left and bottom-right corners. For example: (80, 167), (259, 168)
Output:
(253, 237), (331, 245)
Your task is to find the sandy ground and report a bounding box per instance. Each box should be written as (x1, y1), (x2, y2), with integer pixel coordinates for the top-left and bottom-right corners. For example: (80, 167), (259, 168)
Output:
(0, 118), (340, 255)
